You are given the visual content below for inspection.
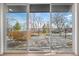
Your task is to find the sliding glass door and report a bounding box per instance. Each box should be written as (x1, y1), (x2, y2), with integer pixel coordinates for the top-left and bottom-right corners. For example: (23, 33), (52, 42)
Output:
(4, 4), (72, 53)
(50, 4), (72, 52)
(6, 4), (28, 51)
(28, 4), (50, 52)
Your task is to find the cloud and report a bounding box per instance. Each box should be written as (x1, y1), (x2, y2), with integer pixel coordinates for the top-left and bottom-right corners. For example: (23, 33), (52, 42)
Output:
(65, 14), (72, 19)
(52, 24), (57, 28)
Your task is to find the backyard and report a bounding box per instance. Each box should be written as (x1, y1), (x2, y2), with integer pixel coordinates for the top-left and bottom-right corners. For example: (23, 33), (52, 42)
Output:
(6, 11), (72, 52)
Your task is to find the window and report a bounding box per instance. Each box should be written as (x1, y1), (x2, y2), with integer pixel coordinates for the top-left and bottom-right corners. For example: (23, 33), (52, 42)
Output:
(28, 4), (50, 51)
(51, 4), (72, 52)
(6, 5), (28, 51)
(4, 4), (73, 53)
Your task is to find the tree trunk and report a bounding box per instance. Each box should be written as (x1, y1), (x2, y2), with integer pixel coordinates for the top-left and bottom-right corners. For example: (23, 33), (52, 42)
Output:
(64, 29), (66, 40)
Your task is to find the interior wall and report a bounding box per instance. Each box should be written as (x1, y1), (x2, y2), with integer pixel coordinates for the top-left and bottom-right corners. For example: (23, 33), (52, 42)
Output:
(0, 4), (1, 52)
(77, 3), (79, 55)
(0, 3), (4, 54)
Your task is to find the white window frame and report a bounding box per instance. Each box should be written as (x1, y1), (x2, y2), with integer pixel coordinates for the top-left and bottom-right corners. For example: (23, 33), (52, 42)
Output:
(0, 3), (78, 55)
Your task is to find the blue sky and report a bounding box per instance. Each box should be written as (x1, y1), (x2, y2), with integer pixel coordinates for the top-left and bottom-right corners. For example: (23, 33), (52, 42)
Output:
(30, 13), (50, 24)
(7, 12), (72, 30)
(7, 13), (27, 26)
(52, 12), (72, 28)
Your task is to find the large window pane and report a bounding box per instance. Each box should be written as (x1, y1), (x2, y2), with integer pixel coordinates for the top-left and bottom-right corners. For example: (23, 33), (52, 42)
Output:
(6, 5), (28, 51)
(28, 4), (50, 51)
(51, 5), (72, 52)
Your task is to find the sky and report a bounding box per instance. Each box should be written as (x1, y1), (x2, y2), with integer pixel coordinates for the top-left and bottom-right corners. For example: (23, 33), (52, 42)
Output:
(7, 13), (27, 30)
(7, 12), (72, 30)
(52, 12), (72, 28)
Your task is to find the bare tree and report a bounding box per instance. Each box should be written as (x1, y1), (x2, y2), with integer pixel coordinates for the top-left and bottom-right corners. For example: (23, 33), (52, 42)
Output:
(51, 13), (65, 36)
(31, 14), (43, 35)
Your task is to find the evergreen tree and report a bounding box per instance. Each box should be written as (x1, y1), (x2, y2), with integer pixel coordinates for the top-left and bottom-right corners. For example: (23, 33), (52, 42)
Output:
(42, 24), (48, 33)
(14, 21), (21, 31)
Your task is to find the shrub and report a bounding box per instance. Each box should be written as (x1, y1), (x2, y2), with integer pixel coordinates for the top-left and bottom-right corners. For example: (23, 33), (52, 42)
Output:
(8, 31), (31, 41)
